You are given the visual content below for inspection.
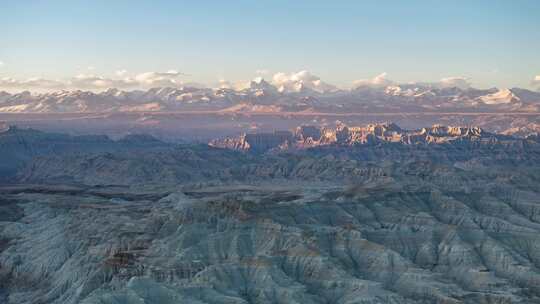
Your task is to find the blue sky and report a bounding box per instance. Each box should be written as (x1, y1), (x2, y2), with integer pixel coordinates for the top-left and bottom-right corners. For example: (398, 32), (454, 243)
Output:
(1, 0), (539, 89)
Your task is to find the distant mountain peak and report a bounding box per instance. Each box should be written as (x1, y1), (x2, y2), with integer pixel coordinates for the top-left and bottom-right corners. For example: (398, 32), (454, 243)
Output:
(478, 88), (519, 104)
(1, 85), (539, 114)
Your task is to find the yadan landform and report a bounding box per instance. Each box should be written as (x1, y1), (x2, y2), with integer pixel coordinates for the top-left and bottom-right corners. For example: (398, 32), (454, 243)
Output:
(2, 1), (540, 303)
(2, 116), (540, 303)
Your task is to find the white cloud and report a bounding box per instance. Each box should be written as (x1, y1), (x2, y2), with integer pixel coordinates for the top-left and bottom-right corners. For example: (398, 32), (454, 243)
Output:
(0, 70), (188, 91)
(217, 79), (233, 89)
(353, 73), (394, 88)
(255, 69), (270, 75)
(0, 61), (4, 67)
(272, 70), (336, 93)
(438, 76), (471, 89)
(532, 75), (540, 90)
(0, 77), (66, 90)
(115, 69), (128, 77)
(352, 74), (472, 90)
(69, 74), (136, 89)
(134, 70), (186, 87)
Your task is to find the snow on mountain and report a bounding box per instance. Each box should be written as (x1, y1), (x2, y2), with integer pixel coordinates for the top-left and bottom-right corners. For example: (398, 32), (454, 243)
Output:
(0, 84), (539, 113)
(272, 71), (337, 94)
(384, 86), (416, 97)
(353, 72), (394, 88)
(246, 77), (279, 97)
(478, 88), (519, 104)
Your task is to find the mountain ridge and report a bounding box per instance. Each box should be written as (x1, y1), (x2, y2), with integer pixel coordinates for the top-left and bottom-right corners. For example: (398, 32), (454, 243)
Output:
(1, 124), (538, 186)
(209, 122), (533, 153)
(1, 83), (539, 114)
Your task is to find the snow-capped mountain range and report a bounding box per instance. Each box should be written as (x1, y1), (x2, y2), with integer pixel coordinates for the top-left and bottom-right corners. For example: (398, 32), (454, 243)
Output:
(1, 79), (539, 113)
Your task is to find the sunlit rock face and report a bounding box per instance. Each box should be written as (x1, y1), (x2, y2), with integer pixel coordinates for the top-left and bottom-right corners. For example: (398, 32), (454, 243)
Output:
(1, 127), (540, 303)
(210, 123), (531, 152)
(210, 131), (294, 153)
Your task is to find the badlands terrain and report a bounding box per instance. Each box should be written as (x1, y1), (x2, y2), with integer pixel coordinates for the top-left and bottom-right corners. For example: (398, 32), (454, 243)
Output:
(1, 123), (540, 303)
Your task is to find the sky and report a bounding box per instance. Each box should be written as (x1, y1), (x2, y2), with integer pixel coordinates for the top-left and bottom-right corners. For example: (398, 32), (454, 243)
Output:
(1, 0), (540, 91)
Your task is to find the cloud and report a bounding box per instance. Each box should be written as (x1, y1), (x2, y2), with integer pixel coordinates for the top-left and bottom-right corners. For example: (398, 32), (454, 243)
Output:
(0, 61), (4, 67)
(438, 76), (471, 89)
(352, 73), (394, 88)
(134, 70), (186, 87)
(272, 70), (336, 93)
(69, 74), (136, 89)
(352, 74), (472, 90)
(0, 77), (66, 90)
(217, 79), (233, 89)
(115, 69), (128, 77)
(217, 79), (254, 91)
(532, 75), (540, 90)
(0, 70), (189, 91)
(255, 69), (270, 75)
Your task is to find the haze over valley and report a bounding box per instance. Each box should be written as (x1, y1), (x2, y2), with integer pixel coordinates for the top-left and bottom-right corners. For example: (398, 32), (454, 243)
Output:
(1, 77), (540, 141)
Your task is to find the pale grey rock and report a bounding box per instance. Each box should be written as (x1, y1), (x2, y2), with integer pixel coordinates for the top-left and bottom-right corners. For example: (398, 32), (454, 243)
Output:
(1, 166), (540, 303)
(1, 127), (540, 303)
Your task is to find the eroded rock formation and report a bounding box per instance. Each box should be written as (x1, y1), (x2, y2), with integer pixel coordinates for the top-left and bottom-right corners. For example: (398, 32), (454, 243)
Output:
(1, 126), (540, 303)
(210, 123), (531, 152)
